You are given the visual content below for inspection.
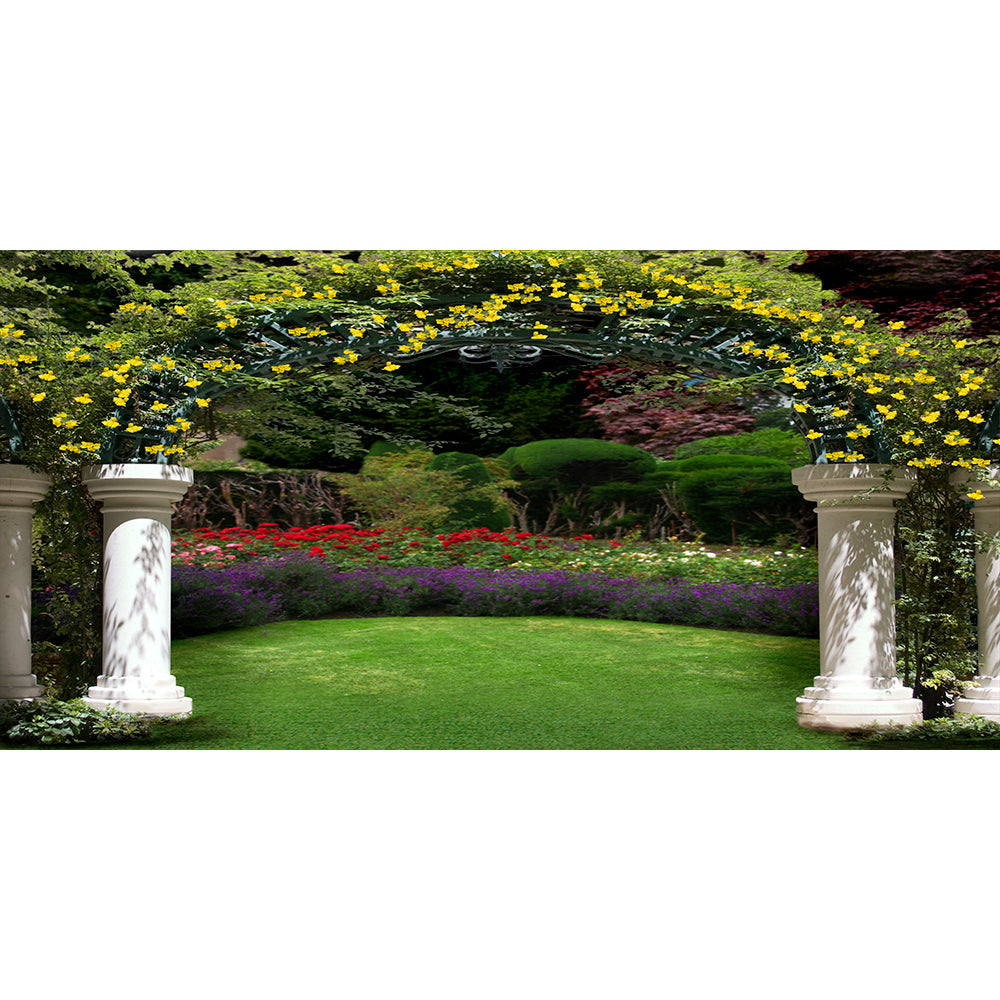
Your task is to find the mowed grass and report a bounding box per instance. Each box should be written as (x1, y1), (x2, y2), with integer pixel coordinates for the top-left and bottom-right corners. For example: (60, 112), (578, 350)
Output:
(141, 617), (848, 750)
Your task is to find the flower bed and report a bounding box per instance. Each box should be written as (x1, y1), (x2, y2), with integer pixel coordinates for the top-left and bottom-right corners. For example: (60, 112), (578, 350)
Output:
(171, 524), (818, 587)
(171, 558), (820, 640)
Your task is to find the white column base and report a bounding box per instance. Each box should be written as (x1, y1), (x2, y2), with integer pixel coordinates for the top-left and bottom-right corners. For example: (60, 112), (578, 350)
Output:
(83, 676), (192, 717)
(953, 676), (1000, 721)
(797, 676), (923, 731)
(0, 677), (46, 700)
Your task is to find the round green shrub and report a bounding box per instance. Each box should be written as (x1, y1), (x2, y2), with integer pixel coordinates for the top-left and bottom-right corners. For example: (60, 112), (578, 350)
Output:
(511, 438), (657, 485)
(672, 428), (810, 467)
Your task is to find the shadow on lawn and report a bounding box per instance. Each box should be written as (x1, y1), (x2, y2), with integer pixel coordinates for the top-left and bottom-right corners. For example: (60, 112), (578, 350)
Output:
(138, 714), (236, 748)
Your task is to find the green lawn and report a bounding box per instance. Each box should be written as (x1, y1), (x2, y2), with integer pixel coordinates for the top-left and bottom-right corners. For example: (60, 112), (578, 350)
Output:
(140, 616), (850, 750)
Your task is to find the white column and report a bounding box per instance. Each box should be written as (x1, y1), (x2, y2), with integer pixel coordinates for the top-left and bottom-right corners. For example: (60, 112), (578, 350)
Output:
(791, 464), (922, 730)
(0, 466), (52, 700)
(82, 464), (194, 716)
(954, 467), (1000, 719)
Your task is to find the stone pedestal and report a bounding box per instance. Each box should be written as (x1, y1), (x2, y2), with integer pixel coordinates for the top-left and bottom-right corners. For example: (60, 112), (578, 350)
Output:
(954, 468), (1000, 720)
(82, 464), (194, 716)
(0, 466), (52, 700)
(791, 464), (922, 730)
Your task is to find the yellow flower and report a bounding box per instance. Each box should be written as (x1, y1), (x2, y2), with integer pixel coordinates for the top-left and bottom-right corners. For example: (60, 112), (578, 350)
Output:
(805, 430), (823, 439)
(271, 364), (291, 373)
(151, 401), (169, 411)
(383, 363), (400, 371)
(39, 371), (56, 381)
(793, 403), (809, 412)
(920, 411), (940, 423)
(968, 490), (985, 500)
(102, 418), (120, 428)
(185, 379), (202, 388)
(126, 423), (142, 433)
(195, 398), (211, 408)
(74, 394), (92, 404)
(933, 392), (951, 401)
(531, 333), (548, 340)
(174, 305), (187, 315)
(31, 392), (46, 402)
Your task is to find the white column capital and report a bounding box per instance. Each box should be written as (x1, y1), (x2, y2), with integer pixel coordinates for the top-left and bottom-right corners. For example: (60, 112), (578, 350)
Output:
(0, 465), (53, 509)
(963, 465), (1000, 509)
(82, 463), (194, 525)
(791, 463), (917, 507)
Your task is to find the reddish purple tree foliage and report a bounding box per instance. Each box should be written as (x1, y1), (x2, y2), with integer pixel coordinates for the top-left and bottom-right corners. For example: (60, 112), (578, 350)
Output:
(792, 251), (1000, 336)
(578, 363), (755, 459)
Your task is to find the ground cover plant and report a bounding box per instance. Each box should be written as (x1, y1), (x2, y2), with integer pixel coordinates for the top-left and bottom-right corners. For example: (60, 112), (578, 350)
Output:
(140, 617), (847, 750)
(843, 714), (1000, 748)
(0, 698), (152, 747)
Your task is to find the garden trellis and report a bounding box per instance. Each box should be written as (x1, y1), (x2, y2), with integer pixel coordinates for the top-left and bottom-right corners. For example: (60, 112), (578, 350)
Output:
(3, 251), (1000, 729)
(0, 295), (909, 465)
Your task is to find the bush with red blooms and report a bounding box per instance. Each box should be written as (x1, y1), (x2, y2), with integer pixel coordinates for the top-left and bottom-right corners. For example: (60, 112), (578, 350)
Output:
(171, 524), (584, 569)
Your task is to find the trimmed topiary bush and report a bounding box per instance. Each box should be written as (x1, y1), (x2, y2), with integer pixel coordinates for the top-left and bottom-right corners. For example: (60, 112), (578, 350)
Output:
(510, 438), (658, 485)
(673, 458), (814, 544)
(672, 427), (810, 467)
